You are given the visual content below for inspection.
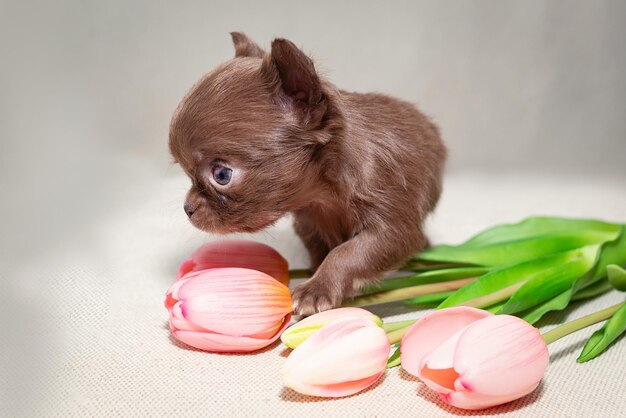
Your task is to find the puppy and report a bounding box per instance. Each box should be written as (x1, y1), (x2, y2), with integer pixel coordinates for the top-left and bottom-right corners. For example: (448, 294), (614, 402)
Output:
(169, 33), (446, 314)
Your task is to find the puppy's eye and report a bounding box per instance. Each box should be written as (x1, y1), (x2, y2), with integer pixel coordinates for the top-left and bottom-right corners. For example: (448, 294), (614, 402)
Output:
(212, 165), (233, 186)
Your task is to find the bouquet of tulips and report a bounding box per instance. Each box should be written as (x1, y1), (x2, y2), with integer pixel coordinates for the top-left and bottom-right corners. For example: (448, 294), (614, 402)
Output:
(164, 216), (626, 411)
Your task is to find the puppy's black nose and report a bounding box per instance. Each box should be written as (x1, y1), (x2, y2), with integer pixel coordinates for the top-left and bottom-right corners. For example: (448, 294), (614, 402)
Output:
(184, 203), (196, 218)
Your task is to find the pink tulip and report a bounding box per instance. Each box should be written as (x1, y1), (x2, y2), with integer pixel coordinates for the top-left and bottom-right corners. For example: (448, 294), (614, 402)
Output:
(165, 267), (293, 353)
(177, 240), (290, 286)
(282, 317), (390, 397)
(281, 307), (382, 349)
(401, 307), (549, 410)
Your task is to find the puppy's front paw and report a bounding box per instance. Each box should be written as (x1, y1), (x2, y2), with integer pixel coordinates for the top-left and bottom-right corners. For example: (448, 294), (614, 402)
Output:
(292, 278), (344, 315)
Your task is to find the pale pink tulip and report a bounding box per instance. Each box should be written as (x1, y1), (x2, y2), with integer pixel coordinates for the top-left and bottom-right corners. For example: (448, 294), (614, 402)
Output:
(282, 317), (390, 397)
(177, 240), (290, 286)
(281, 307), (382, 349)
(401, 307), (549, 410)
(165, 268), (293, 352)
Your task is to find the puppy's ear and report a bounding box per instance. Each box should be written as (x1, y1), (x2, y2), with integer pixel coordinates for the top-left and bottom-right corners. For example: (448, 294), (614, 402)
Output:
(262, 38), (326, 128)
(230, 32), (264, 58)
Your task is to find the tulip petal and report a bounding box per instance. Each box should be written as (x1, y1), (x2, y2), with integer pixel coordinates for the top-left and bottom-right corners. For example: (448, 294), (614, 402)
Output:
(282, 317), (389, 397)
(283, 318), (388, 384)
(453, 315), (549, 397)
(247, 318), (285, 340)
(178, 268), (292, 337)
(285, 371), (385, 398)
(422, 326), (464, 370)
(176, 258), (196, 279)
(164, 292), (177, 311)
(165, 277), (193, 311)
(169, 301), (206, 332)
(291, 327), (389, 385)
(174, 313), (291, 353)
(179, 240), (290, 286)
(401, 307), (493, 377)
(443, 385), (540, 410)
(165, 276), (190, 302)
(418, 327), (467, 394)
(281, 307), (381, 349)
(421, 366), (459, 394)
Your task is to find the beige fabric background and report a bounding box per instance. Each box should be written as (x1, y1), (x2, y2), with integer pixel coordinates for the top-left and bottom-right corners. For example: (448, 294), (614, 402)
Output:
(4, 169), (626, 417)
(2, 1), (626, 417)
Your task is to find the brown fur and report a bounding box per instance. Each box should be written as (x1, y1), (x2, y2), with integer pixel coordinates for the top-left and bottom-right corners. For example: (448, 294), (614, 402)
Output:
(169, 33), (446, 314)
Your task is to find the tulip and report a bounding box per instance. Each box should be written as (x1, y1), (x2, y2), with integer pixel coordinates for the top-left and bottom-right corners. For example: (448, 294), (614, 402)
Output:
(165, 267), (293, 352)
(282, 317), (390, 397)
(401, 307), (549, 410)
(177, 240), (290, 286)
(281, 307), (382, 349)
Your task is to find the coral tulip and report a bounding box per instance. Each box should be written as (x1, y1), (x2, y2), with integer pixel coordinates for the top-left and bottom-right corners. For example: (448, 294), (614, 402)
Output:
(281, 307), (382, 349)
(177, 240), (290, 286)
(282, 317), (390, 397)
(165, 268), (293, 352)
(401, 307), (549, 410)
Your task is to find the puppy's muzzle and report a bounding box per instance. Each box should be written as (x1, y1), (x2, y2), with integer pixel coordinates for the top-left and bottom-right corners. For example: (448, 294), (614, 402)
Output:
(184, 202), (196, 218)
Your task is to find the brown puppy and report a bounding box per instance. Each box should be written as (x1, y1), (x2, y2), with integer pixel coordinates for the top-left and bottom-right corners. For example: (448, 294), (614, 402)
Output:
(169, 33), (446, 315)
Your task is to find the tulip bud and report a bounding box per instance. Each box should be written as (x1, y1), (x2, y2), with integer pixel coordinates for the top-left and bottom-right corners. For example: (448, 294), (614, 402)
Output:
(282, 317), (390, 398)
(401, 307), (549, 410)
(177, 240), (290, 286)
(165, 268), (293, 353)
(281, 307), (382, 349)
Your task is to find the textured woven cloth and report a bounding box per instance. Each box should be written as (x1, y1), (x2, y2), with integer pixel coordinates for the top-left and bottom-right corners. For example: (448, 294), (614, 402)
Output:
(4, 170), (626, 417)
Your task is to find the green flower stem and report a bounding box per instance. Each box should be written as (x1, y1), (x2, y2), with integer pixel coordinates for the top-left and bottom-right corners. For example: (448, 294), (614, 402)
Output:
(382, 319), (416, 333)
(542, 302), (625, 345)
(386, 323), (416, 344)
(343, 277), (476, 308)
(400, 260), (471, 272)
(460, 281), (526, 309)
(288, 268), (311, 279)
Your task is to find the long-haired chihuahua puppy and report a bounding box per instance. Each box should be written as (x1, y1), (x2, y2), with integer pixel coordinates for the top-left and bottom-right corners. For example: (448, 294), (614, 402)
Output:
(169, 33), (446, 314)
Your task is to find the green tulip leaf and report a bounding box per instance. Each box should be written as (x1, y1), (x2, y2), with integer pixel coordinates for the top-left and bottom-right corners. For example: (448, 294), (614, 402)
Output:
(607, 264), (626, 291)
(577, 302), (626, 363)
(460, 216), (620, 248)
(387, 343), (401, 368)
(404, 290), (456, 306)
(419, 232), (613, 267)
(521, 291), (573, 324)
(571, 278), (613, 301)
(574, 227), (626, 292)
(497, 246), (598, 315)
(400, 259), (471, 272)
(521, 227), (626, 324)
(438, 249), (586, 309)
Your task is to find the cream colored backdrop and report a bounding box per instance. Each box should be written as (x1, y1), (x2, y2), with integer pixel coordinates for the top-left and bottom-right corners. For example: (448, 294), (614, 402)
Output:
(1, 1), (625, 416)
(2, 0), (625, 251)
